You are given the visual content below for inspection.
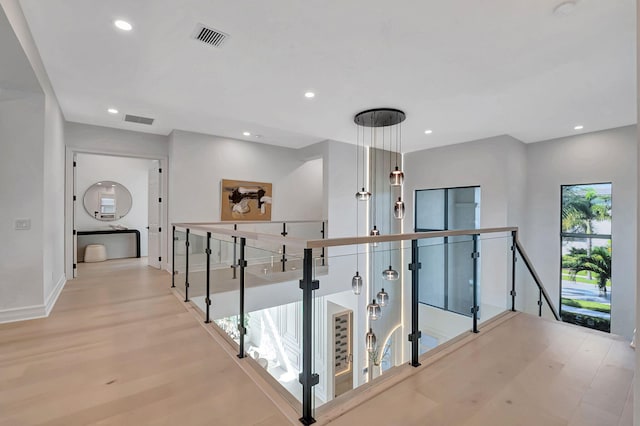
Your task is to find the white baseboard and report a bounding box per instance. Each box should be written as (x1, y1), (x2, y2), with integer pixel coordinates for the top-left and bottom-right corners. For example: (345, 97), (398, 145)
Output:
(45, 273), (67, 315)
(0, 304), (47, 324)
(0, 274), (67, 324)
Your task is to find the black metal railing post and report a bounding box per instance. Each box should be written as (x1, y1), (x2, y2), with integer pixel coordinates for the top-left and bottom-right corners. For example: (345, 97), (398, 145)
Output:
(471, 234), (479, 333)
(184, 228), (190, 302)
(281, 223), (288, 272)
(171, 226), (176, 288)
(205, 232), (211, 323)
(299, 248), (319, 425)
(538, 288), (543, 317)
(232, 224), (238, 279)
(320, 221), (326, 266)
(237, 237), (247, 359)
(510, 230), (517, 311)
(408, 239), (422, 367)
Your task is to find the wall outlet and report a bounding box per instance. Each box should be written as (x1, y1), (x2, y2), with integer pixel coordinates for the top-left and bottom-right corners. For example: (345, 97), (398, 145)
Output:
(15, 219), (31, 230)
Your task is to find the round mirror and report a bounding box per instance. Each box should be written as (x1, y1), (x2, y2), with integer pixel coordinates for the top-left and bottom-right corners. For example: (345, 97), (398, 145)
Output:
(83, 181), (133, 221)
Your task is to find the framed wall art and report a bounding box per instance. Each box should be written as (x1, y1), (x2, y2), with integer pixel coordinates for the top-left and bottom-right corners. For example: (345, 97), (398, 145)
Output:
(221, 179), (272, 221)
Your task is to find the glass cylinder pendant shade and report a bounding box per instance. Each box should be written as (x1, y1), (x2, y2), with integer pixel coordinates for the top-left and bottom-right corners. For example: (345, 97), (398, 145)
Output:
(356, 187), (372, 201)
(389, 166), (404, 186)
(367, 299), (381, 320)
(382, 265), (399, 281)
(376, 288), (389, 307)
(393, 197), (405, 220)
(352, 271), (363, 295)
(370, 226), (380, 247)
(365, 328), (377, 352)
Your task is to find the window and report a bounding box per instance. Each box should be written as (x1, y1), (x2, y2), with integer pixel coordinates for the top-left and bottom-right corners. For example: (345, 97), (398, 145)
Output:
(415, 186), (480, 315)
(560, 183), (612, 332)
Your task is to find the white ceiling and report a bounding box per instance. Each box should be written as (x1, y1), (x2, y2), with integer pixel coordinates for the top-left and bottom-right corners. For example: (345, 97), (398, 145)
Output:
(18, 0), (637, 151)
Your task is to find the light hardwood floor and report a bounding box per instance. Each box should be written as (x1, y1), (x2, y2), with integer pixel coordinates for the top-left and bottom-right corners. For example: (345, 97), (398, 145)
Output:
(0, 259), (292, 425)
(0, 259), (634, 425)
(325, 311), (634, 426)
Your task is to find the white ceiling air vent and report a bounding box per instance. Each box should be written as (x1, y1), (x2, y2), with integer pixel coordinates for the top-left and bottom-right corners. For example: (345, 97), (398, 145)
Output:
(192, 24), (228, 47)
(124, 114), (155, 125)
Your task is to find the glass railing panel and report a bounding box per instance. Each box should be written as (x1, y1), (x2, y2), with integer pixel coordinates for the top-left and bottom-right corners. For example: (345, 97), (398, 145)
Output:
(445, 235), (475, 317)
(477, 234), (511, 325)
(301, 243), (409, 414)
(184, 234), (236, 320)
(286, 221), (325, 240)
(241, 242), (305, 412)
(417, 238), (472, 353)
(173, 228), (187, 299)
(210, 236), (243, 347)
(186, 230), (208, 303)
(286, 221), (326, 263)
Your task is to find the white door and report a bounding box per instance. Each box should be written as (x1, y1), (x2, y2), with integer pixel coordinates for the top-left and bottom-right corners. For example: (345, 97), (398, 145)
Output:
(148, 162), (161, 269)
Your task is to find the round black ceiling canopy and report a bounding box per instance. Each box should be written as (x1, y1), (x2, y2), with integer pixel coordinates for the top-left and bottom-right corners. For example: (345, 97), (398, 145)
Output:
(354, 108), (406, 127)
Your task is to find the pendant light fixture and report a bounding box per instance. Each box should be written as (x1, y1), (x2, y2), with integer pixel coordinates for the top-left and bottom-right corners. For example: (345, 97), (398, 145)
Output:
(352, 108), (405, 358)
(376, 288), (389, 307)
(389, 167), (404, 186)
(382, 265), (399, 281)
(352, 271), (363, 295)
(354, 121), (371, 201)
(389, 112), (405, 186)
(356, 188), (371, 201)
(369, 120), (379, 240)
(383, 165), (399, 281)
(393, 197), (405, 219)
(367, 299), (381, 320)
(352, 122), (365, 295)
(365, 328), (377, 352)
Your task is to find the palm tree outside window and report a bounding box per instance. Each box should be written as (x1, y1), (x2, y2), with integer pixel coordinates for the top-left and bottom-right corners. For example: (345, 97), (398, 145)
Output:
(560, 183), (612, 333)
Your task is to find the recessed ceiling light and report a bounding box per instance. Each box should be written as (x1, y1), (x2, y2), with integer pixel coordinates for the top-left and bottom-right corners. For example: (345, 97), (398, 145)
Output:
(107, 108), (119, 114)
(424, 129), (433, 134)
(574, 125), (584, 130)
(97, 182), (102, 185)
(304, 91), (315, 99)
(243, 131), (251, 136)
(114, 20), (132, 31)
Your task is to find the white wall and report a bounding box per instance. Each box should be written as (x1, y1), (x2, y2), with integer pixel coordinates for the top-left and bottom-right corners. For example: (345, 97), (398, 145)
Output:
(42, 94), (65, 306)
(0, 1), (66, 321)
(0, 95), (46, 317)
(524, 125), (637, 338)
(404, 134), (526, 230)
(66, 122), (169, 158)
(403, 127), (637, 339)
(169, 129), (323, 224)
(75, 154), (154, 257)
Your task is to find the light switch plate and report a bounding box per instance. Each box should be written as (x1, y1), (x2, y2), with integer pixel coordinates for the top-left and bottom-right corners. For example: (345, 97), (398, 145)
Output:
(15, 219), (31, 230)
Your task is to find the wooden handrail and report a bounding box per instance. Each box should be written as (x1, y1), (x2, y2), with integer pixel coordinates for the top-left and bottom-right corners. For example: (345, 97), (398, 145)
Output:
(173, 223), (517, 250)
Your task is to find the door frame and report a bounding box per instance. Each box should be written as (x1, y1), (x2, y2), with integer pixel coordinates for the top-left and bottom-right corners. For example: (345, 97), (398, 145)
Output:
(64, 147), (169, 279)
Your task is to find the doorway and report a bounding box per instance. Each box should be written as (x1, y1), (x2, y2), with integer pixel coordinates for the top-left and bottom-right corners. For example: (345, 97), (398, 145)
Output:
(69, 152), (164, 277)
